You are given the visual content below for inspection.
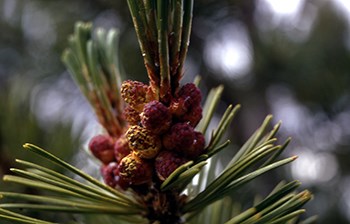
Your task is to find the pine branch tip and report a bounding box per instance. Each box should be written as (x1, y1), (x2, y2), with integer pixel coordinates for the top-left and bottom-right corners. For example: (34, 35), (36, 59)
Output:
(75, 21), (92, 29)
(301, 190), (313, 199)
(2, 175), (10, 182)
(22, 143), (30, 149)
(294, 180), (302, 185)
(61, 49), (70, 60)
(231, 103), (241, 110)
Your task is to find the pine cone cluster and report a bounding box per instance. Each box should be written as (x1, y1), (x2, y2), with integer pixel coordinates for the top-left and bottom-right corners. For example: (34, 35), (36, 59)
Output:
(88, 80), (206, 190)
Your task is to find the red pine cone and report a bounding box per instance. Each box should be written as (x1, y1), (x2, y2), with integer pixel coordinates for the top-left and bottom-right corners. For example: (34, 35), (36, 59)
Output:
(126, 125), (162, 159)
(170, 83), (202, 117)
(123, 106), (141, 125)
(169, 97), (188, 117)
(162, 123), (195, 153)
(141, 101), (172, 134)
(114, 135), (131, 162)
(155, 151), (188, 181)
(185, 131), (206, 159)
(118, 153), (153, 185)
(179, 104), (203, 127)
(177, 83), (202, 108)
(88, 135), (115, 164)
(101, 162), (119, 188)
(101, 162), (129, 190)
(121, 80), (148, 111)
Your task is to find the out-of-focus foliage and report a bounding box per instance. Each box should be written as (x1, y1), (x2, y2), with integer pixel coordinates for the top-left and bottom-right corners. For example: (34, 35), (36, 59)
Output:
(1, 0), (350, 223)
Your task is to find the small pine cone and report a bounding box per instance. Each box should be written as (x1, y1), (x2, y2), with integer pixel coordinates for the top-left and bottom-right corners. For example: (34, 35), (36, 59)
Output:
(123, 106), (141, 125)
(101, 162), (129, 190)
(179, 104), (203, 127)
(155, 151), (188, 181)
(169, 98), (188, 117)
(114, 135), (131, 162)
(185, 131), (206, 159)
(177, 83), (202, 109)
(162, 123), (195, 153)
(121, 80), (148, 111)
(101, 162), (119, 188)
(88, 135), (115, 164)
(118, 153), (153, 185)
(141, 101), (172, 134)
(126, 125), (162, 159)
(170, 83), (202, 117)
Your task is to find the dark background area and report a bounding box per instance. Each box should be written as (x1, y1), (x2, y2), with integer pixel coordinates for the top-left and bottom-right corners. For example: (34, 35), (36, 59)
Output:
(1, 0), (350, 223)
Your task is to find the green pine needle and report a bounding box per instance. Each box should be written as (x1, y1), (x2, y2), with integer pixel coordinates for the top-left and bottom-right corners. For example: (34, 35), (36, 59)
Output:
(197, 85), (224, 134)
(62, 22), (124, 137)
(0, 208), (54, 224)
(157, 0), (171, 97)
(22, 143), (137, 205)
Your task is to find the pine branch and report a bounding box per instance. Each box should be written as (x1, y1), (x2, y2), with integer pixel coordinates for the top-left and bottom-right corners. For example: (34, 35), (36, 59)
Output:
(127, 0), (159, 94)
(170, 0), (183, 79)
(175, 0), (193, 82)
(0, 208), (54, 224)
(21, 143), (138, 206)
(157, 0), (171, 99)
(62, 22), (125, 137)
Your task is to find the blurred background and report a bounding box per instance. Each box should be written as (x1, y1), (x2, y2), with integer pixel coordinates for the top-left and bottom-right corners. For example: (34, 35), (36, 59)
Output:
(1, 0), (350, 223)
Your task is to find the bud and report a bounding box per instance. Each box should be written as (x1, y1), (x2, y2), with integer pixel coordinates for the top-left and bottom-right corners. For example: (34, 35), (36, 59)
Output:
(118, 153), (153, 185)
(169, 98), (188, 117)
(155, 151), (188, 181)
(170, 83), (202, 117)
(88, 135), (115, 164)
(185, 131), (206, 159)
(114, 135), (131, 162)
(101, 162), (129, 190)
(141, 101), (172, 134)
(123, 106), (141, 125)
(126, 125), (162, 159)
(121, 80), (148, 111)
(178, 83), (201, 107)
(101, 162), (119, 188)
(162, 123), (195, 153)
(179, 105), (202, 127)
